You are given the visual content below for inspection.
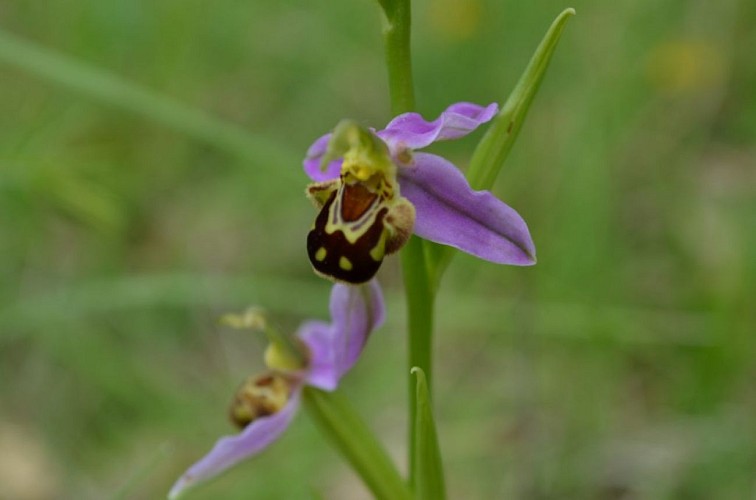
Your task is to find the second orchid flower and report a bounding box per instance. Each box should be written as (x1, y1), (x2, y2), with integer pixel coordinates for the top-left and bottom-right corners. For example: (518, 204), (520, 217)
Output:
(169, 281), (384, 499)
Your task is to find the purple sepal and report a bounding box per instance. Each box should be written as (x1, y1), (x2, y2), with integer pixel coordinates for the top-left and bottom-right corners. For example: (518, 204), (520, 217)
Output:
(297, 320), (338, 390)
(167, 391), (301, 499)
(377, 102), (498, 152)
(298, 281), (384, 391)
(303, 133), (341, 182)
(398, 153), (536, 265)
(302, 102), (499, 182)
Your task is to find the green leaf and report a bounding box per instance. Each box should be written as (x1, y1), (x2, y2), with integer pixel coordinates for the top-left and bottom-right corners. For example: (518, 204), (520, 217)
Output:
(302, 388), (412, 500)
(467, 8), (576, 190)
(375, 0), (397, 16)
(426, 8), (575, 286)
(411, 367), (445, 500)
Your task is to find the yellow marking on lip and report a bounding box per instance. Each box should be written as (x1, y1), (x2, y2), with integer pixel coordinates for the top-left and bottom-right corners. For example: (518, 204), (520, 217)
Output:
(339, 256), (353, 271)
(315, 247), (327, 262)
(370, 231), (387, 262)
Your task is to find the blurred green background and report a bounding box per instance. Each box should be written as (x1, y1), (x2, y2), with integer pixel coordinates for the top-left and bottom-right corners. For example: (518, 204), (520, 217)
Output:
(1, 0), (754, 498)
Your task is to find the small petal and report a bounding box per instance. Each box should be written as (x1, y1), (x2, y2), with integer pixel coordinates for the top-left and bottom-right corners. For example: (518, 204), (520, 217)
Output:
(378, 102), (499, 152)
(363, 279), (386, 331)
(168, 390), (301, 499)
(298, 282), (384, 390)
(398, 153), (536, 265)
(331, 280), (385, 376)
(296, 320), (339, 391)
(303, 133), (342, 182)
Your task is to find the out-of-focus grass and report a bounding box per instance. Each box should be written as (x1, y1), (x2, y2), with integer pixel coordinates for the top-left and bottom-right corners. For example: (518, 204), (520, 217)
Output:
(1, 0), (754, 498)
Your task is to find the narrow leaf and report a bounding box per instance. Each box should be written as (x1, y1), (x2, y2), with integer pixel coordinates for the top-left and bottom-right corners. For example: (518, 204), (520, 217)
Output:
(426, 8), (575, 286)
(411, 367), (445, 500)
(467, 8), (576, 190)
(376, 0), (396, 16)
(302, 388), (412, 500)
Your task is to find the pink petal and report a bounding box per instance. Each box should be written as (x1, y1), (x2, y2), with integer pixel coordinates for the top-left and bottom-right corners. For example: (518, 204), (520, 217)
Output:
(298, 282), (384, 390)
(168, 390), (301, 499)
(303, 133), (342, 182)
(297, 320), (339, 391)
(398, 153), (536, 265)
(377, 102), (498, 153)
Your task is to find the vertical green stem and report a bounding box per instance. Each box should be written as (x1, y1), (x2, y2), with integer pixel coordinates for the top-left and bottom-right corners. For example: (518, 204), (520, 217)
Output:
(401, 237), (434, 488)
(377, 0), (435, 489)
(380, 0), (415, 114)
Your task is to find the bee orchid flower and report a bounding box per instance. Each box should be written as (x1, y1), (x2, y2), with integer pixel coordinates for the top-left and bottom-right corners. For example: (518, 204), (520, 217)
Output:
(168, 281), (384, 499)
(304, 102), (536, 284)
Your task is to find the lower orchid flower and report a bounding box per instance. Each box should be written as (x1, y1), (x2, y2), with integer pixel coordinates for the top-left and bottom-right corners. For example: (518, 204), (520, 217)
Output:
(304, 102), (536, 284)
(168, 281), (384, 499)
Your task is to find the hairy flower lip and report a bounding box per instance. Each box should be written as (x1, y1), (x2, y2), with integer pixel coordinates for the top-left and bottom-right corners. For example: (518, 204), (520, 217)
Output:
(304, 102), (536, 267)
(168, 281), (384, 499)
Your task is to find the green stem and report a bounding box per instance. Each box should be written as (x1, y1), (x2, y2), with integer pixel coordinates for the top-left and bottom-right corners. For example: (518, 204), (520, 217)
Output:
(303, 387), (412, 500)
(377, 0), (437, 489)
(400, 237), (435, 489)
(379, 0), (415, 114)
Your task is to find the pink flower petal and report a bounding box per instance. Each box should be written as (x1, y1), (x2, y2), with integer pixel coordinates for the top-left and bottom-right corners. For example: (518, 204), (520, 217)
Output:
(398, 153), (536, 265)
(303, 133), (342, 182)
(298, 281), (384, 390)
(168, 389), (301, 499)
(377, 102), (498, 153)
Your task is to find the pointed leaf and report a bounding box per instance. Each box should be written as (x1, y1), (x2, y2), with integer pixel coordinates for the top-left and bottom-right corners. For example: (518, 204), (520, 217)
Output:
(426, 8), (575, 286)
(467, 8), (576, 190)
(411, 367), (445, 500)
